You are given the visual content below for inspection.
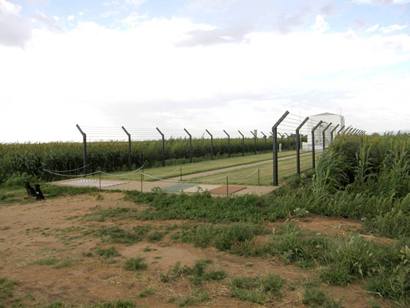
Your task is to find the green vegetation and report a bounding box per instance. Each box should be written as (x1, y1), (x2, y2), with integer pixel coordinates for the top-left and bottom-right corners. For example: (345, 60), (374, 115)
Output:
(303, 287), (342, 307)
(0, 136), (300, 184)
(267, 223), (332, 268)
(0, 175), (100, 204)
(96, 225), (151, 244)
(174, 289), (209, 307)
(45, 301), (136, 308)
(84, 207), (140, 222)
(138, 288), (155, 298)
(1, 133), (408, 306)
(173, 223), (267, 253)
(190, 152), (312, 185)
(160, 260), (226, 286)
(0, 277), (16, 306)
(93, 301), (136, 308)
(124, 257), (147, 271)
(123, 134), (410, 305)
(101, 150), (296, 182)
(33, 257), (73, 269)
(95, 247), (120, 259)
(230, 274), (284, 304)
(146, 230), (165, 242)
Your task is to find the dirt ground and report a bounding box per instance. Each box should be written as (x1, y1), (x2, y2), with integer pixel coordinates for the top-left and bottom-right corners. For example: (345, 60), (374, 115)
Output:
(0, 192), (391, 307)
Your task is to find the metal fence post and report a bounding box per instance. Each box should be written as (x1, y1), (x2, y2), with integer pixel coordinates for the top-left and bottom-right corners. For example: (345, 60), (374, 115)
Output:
(238, 130), (245, 156)
(296, 117), (309, 175)
(322, 122), (332, 150)
(261, 132), (267, 144)
(76, 124), (87, 172)
(205, 129), (214, 159)
(337, 125), (345, 135)
(184, 128), (193, 163)
(223, 130), (231, 157)
(121, 126), (132, 170)
(330, 124), (339, 143)
(250, 131), (257, 154)
(156, 127), (165, 166)
(272, 111), (290, 186)
(312, 121), (323, 170)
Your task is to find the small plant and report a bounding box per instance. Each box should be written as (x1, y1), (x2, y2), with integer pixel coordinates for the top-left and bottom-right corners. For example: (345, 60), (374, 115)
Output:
(138, 288), (155, 298)
(303, 287), (343, 307)
(268, 224), (332, 267)
(33, 257), (73, 269)
(94, 300), (136, 307)
(160, 262), (186, 283)
(97, 226), (145, 244)
(160, 260), (226, 286)
(175, 223), (267, 253)
(0, 277), (15, 302)
(124, 257), (147, 271)
(320, 236), (382, 285)
(176, 289), (209, 307)
(95, 247), (120, 259)
(33, 257), (59, 266)
(147, 231), (164, 242)
(230, 274), (284, 304)
(85, 208), (140, 222)
(320, 265), (352, 286)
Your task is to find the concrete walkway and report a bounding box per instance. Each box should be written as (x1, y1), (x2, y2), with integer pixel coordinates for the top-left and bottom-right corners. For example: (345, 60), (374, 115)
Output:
(53, 178), (277, 196)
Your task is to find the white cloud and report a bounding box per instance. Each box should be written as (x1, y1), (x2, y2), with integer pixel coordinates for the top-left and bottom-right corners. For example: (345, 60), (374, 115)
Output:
(353, 0), (410, 4)
(1, 16), (410, 141)
(312, 15), (329, 33)
(0, 0), (32, 46)
(0, 0), (20, 14)
(366, 23), (408, 34)
(380, 24), (408, 33)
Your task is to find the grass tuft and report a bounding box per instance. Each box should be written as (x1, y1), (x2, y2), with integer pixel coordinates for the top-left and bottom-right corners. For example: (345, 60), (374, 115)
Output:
(124, 257), (147, 271)
(230, 274), (284, 304)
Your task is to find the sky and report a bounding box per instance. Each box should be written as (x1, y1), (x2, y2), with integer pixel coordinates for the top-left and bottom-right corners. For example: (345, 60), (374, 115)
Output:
(1, 0), (410, 142)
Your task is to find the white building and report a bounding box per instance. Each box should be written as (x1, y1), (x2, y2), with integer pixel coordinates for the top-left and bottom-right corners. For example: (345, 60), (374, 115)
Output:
(303, 113), (345, 151)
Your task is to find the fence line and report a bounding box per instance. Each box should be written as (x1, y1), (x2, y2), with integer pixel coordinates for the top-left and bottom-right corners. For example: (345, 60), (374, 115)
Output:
(70, 111), (366, 187)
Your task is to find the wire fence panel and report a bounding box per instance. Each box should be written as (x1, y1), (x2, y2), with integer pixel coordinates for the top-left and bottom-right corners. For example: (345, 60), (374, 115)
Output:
(0, 110), (363, 186)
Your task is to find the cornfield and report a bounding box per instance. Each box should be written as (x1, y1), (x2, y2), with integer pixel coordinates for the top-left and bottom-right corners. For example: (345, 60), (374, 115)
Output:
(0, 137), (299, 183)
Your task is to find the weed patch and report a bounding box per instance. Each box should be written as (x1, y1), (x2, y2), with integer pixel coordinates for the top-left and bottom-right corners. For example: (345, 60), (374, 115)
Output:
(303, 287), (343, 307)
(33, 257), (73, 269)
(175, 289), (209, 307)
(138, 288), (155, 298)
(124, 257), (147, 271)
(96, 226), (150, 244)
(160, 260), (226, 286)
(174, 223), (267, 253)
(265, 224), (333, 267)
(230, 274), (284, 304)
(0, 277), (15, 304)
(85, 207), (140, 222)
(95, 247), (120, 259)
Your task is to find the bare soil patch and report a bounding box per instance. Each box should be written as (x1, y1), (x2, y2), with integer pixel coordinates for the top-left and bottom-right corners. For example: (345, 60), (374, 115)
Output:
(0, 193), (390, 307)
